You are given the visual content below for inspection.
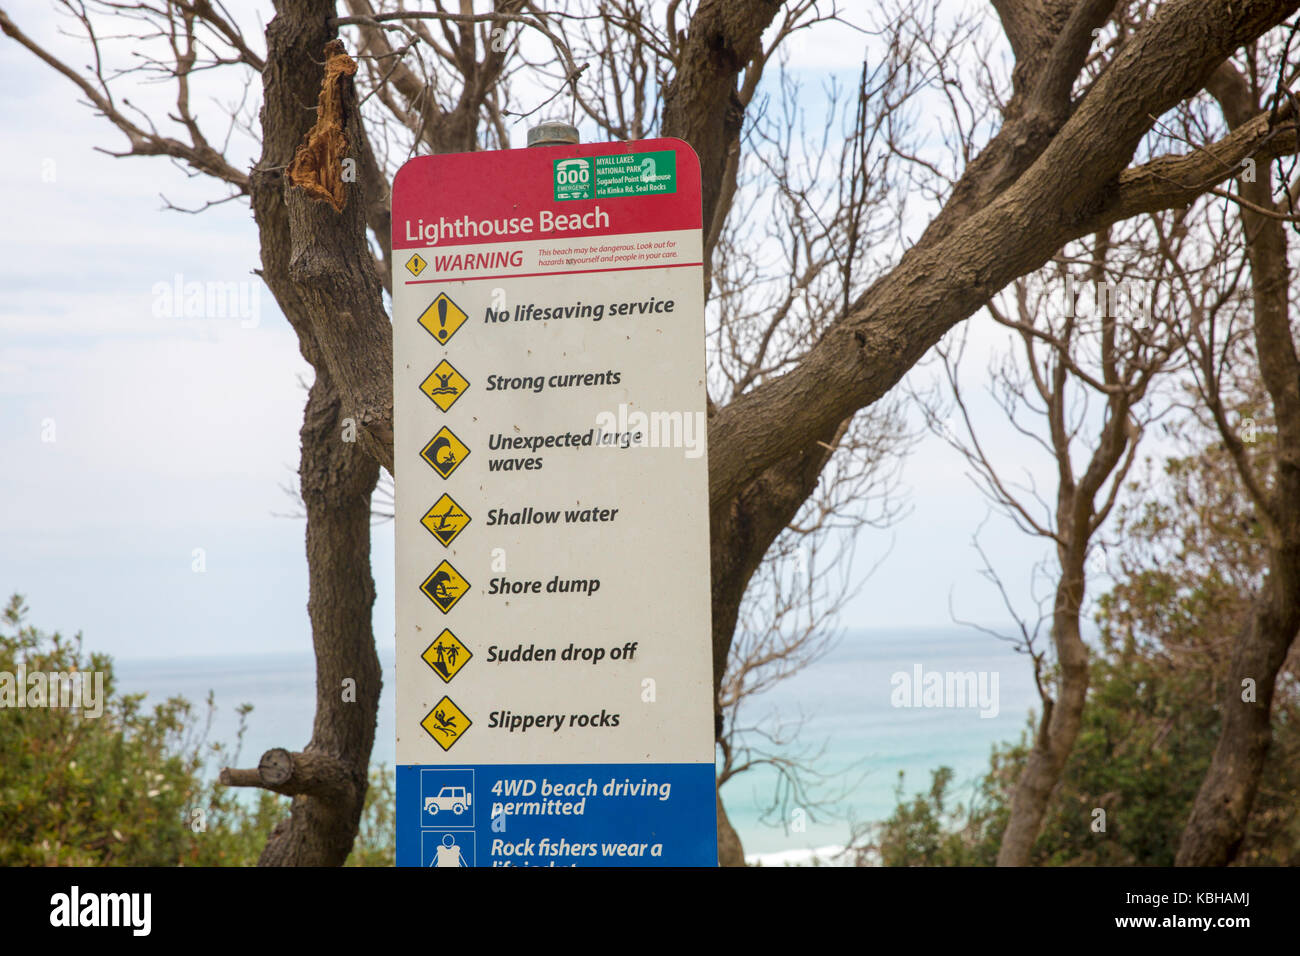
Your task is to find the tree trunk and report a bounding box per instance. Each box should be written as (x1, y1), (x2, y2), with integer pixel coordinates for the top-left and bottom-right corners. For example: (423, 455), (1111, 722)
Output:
(240, 0), (386, 865)
(1176, 564), (1300, 865)
(258, 370), (381, 865)
(1177, 77), (1300, 863)
(994, 231), (1141, 866)
(661, 0), (780, 242)
(716, 791), (746, 867)
(997, 562), (1091, 865)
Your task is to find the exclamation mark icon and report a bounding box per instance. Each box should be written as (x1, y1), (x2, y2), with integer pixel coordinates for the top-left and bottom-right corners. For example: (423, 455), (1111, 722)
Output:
(419, 294), (465, 344)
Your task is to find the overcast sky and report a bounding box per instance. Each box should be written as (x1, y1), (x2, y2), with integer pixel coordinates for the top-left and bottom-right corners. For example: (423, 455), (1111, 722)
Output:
(0, 0), (1061, 661)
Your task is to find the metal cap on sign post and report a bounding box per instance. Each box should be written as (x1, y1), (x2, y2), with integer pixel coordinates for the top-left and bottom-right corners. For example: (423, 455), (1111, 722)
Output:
(527, 120), (580, 147)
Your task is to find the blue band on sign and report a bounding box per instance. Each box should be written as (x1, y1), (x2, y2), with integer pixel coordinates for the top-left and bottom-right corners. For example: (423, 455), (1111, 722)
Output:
(397, 763), (717, 867)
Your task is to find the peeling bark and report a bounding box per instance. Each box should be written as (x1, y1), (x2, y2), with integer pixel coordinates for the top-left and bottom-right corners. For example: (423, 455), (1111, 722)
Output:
(287, 39), (357, 212)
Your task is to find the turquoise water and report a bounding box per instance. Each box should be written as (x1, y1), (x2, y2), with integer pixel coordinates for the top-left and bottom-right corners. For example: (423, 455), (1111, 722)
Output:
(114, 627), (1039, 859)
(721, 627), (1037, 855)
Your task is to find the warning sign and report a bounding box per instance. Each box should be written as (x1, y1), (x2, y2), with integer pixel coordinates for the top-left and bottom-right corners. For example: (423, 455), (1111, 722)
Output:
(393, 138), (716, 868)
(420, 560), (470, 614)
(421, 494), (471, 547)
(421, 696), (471, 751)
(418, 292), (468, 344)
(420, 426), (470, 479)
(420, 360), (470, 412)
(422, 629), (471, 683)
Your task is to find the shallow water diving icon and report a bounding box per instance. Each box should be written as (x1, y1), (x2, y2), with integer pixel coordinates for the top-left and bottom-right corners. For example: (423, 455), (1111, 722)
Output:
(421, 493), (470, 547)
(419, 359), (469, 412)
(421, 695), (471, 751)
(420, 560), (470, 613)
(420, 426), (470, 479)
(422, 628), (471, 682)
(418, 292), (468, 344)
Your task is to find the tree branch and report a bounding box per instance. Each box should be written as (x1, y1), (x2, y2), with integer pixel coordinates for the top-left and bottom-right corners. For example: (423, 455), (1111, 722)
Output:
(220, 748), (356, 803)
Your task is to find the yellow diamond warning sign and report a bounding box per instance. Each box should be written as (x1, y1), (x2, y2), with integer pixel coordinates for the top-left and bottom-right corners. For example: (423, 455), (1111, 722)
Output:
(421, 494), (470, 547)
(422, 629), (471, 683)
(420, 426), (469, 479)
(421, 695), (470, 751)
(405, 253), (427, 277)
(418, 292), (468, 344)
(419, 360), (469, 413)
(420, 560), (470, 614)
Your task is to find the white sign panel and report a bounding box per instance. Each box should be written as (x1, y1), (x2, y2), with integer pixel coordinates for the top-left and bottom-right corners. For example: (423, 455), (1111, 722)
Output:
(392, 138), (716, 867)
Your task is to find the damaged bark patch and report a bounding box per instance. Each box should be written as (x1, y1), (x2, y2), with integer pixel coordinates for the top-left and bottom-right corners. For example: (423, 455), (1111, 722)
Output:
(288, 39), (356, 212)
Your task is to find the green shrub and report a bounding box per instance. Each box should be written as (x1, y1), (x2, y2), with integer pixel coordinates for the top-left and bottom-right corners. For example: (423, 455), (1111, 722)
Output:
(0, 595), (394, 866)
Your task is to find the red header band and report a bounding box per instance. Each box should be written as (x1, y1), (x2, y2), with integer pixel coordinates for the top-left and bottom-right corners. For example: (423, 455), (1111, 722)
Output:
(392, 137), (702, 251)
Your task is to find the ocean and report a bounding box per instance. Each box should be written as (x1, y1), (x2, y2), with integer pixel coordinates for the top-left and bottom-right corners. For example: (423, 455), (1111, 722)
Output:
(114, 626), (1039, 861)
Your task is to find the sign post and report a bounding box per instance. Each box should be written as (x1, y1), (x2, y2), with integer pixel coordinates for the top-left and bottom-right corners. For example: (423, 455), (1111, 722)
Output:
(392, 137), (717, 867)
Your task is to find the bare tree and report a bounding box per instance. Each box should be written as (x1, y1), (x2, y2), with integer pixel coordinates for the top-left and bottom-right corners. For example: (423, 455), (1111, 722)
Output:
(917, 222), (1185, 865)
(7, 0), (1300, 864)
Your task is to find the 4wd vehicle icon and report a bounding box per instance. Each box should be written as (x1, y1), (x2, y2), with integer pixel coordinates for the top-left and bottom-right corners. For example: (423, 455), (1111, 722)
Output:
(424, 785), (472, 816)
